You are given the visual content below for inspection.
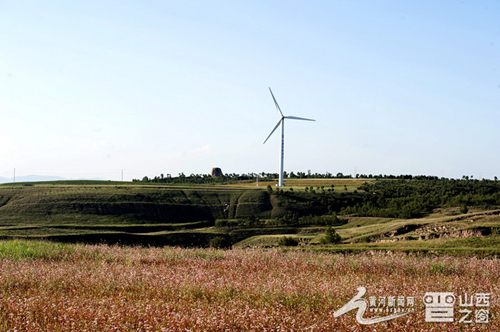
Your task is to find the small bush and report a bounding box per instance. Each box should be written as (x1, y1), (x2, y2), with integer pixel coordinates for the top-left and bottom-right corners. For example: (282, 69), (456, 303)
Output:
(209, 236), (232, 249)
(357, 236), (371, 243)
(267, 185), (273, 194)
(214, 220), (228, 228)
(241, 215), (262, 226)
(319, 226), (341, 244)
(278, 236), (299, 246)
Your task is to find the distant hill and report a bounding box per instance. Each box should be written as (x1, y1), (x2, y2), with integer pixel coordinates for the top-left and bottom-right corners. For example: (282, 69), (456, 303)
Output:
(0, 175), (66, 184)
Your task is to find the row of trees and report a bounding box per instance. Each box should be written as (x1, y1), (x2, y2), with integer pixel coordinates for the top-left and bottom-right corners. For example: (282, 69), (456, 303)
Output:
(134, 171), (348, 183)
(135, 172), (499, 184)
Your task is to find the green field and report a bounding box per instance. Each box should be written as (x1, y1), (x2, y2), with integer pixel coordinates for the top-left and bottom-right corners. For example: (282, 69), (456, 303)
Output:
(1, 179), (500, 255)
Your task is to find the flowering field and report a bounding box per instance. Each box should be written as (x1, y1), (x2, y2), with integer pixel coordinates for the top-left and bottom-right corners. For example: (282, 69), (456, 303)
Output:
(0, 240), (498, 331)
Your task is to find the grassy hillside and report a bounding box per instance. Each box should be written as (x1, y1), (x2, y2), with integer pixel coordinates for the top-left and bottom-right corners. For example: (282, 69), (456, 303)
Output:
(0, 181), (325, 246)
(235, 208), (500, 256)
(1, 179), (500, 254)
(0, 183), (258, 224)
(0, 179), (359, 225)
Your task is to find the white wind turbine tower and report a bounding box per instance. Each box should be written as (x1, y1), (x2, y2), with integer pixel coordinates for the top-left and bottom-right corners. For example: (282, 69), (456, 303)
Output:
(263, 88), (315, 187)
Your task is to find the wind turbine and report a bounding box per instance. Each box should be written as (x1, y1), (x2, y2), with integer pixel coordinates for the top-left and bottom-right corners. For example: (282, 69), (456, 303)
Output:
(263, 88), (315, 187)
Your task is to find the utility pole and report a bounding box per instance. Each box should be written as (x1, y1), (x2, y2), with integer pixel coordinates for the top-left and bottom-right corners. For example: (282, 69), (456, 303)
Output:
(121, 169), (123, 182)
(13, 168), (15, 183)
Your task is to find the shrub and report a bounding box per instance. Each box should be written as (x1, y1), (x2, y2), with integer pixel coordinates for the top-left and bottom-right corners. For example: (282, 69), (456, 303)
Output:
(278, 236), (299, 246)
(267, 185), (273, 194)
(327, 214), (340, 226)
(214, 220), (228, 228)
(241, 215), (262, 226)
(209, 236), (232, 249)
(357, 236), (371, 243)
(320, 226), (341, 244)
(275, 214), (299, 225)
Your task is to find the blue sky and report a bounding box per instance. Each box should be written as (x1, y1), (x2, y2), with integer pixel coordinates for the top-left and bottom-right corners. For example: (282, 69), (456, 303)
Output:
(1, 1), (499, 181)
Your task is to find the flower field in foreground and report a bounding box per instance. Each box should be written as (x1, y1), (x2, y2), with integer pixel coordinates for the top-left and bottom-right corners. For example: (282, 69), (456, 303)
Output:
(0, 241), (498, 331)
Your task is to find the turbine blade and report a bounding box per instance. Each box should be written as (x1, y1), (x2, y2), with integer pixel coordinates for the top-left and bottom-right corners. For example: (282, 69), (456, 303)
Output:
(284, 116), (315, 121)
(263, 119), (282, 144)
(269, 88), (284, 117)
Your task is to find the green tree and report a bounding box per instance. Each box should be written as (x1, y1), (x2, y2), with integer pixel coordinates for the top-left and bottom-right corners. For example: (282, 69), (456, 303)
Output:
(320, 226), (341, 244)
(267, 185), (273, 194)
(327, 214), (340, 225)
